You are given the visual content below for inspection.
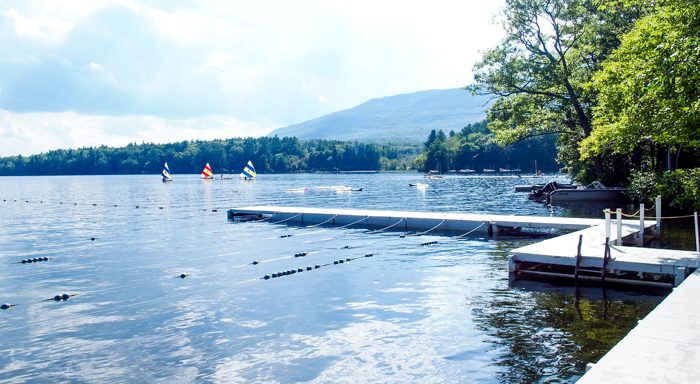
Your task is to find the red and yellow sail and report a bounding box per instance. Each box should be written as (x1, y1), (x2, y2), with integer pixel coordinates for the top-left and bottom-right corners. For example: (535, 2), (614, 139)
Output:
(201, 162), (213, 179)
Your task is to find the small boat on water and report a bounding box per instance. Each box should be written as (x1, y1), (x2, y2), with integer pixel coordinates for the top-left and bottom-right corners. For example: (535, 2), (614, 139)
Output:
(529, 181), (627, 203)
(201, 163), (214, 179)
(162, 162), (172, 182)
(240, 160), (256, 180)
(425, 170), (442, 179)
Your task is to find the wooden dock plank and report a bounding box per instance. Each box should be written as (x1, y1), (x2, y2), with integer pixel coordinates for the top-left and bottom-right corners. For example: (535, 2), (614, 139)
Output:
(577, 268), (700, 383)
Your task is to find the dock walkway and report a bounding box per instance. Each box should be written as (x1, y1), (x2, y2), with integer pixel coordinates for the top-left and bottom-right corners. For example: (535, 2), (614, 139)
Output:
(228, 205), (604, 234)
(509, 223), (699, 287)
(577, 267), (700, 383)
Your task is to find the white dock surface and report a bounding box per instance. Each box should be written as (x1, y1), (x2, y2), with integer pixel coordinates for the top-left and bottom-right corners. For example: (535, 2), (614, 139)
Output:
(229, 206), (604, 232)
(511, 223), (700, 274)
(577, 267), (700, 383)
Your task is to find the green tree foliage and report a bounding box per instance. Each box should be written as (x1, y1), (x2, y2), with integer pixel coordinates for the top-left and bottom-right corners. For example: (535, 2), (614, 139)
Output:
(469, 0), (644, 183)
(415, 121), (559, 172)
(0, 137), (420, 176)
(582, 0), (700, 159)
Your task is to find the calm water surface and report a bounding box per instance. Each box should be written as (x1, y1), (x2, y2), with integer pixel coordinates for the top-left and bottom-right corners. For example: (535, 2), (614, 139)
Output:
(0, 173), (665, 383)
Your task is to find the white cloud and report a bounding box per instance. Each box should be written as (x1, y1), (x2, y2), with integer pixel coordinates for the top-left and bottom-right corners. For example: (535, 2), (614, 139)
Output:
(4, 7), (74, 43)
(0, 110), (278, 156)
(0, 0), (505, 155)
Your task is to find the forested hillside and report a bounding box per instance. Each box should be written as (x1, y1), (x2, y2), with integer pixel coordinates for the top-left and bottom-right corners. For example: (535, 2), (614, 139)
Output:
(0, 137), (419, 176)
(270, 89), (488, 142)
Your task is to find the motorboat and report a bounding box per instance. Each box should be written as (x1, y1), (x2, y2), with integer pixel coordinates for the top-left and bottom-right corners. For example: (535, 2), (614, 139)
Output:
(529, 181), (627, 203)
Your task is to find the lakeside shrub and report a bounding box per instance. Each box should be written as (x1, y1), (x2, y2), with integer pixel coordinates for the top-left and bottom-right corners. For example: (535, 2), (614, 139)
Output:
(629, 168), (700, 211)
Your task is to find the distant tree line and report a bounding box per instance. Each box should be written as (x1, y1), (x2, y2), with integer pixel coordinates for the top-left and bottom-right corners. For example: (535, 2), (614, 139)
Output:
(0, 136), (419, 176)
(415, 120), (559, 173)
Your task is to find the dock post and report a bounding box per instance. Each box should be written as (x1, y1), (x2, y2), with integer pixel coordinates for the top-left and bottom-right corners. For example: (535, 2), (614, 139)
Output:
(675, 267), (687, 287)
(694, 212), (699, 253)
(655, 196), (662, 236)
(574, 234), (583, 281)
(508, 255), (517, 283)
(601, 242), (610, 284)
(638, 203), (645, 245)
(616, 208), (622, 246)
(604, 209), (611, 245)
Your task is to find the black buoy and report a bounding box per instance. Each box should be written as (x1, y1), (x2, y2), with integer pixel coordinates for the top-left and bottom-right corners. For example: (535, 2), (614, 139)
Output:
(21, 259), (27, 264)
(345, 258), (351, 262)
(343, 245), (350, 249)
(264, 275), (271, 280)
(271, 273), (278, 278)
(315, 264), (320, 269)
(136, 205), (140, 208)
(307, 266), (312, 271)
(297, 268), (303, 273)
(252, 261), (259, 265)
(53, 295), (62, 301)
(179, 273), (188, 279)
(365, 253), (373, 258)
(159, 207), (164, 210)
(91, 237), (96, 241)
(400, 235), (405, 238)
(92, 203), (97, 206)
(291, 269), (296, 274)
(114, 204), (118, 207)
(212, 209), (218, 212)
(32, 258), (38, 262)
(339, 259), (344, 264)
(43, 257), (49, 261)
(1, 303), (13, 309)
(61, 293), (70, 301)
(333, 260), (339, 265)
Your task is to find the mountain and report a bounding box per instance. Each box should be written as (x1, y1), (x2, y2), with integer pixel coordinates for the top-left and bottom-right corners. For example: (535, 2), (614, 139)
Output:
(269, 88), (489, 142)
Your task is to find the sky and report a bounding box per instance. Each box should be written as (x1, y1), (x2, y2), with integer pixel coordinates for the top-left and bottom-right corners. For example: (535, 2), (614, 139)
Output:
(0, 0), (505, 156)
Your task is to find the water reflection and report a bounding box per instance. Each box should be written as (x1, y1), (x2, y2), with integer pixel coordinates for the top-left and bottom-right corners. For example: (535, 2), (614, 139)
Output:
(0, 174), (671, 383)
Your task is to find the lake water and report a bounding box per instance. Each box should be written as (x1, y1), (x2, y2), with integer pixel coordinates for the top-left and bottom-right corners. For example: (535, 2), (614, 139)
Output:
(0, 173), (666, 383)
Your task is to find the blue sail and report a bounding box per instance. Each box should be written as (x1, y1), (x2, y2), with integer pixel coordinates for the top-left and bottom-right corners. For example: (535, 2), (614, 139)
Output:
(162, 162), (172, 182)
(240, 160), (256, 179)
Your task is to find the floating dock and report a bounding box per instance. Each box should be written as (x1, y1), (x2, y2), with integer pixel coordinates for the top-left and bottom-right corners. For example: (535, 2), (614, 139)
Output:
(509, 220), (698, 287)
(229, 205), (700, 381)
(228, 206), (605, 234)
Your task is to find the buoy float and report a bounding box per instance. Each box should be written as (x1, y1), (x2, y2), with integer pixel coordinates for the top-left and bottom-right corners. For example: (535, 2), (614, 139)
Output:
(212, 209), (218, 212)
(91, 237), (96, 241)
(365, 253), (373, 258)
(264, 275), (271, 280)
(339, 259), (344, 264)
(136, 205), (140, 208)
(345, 258), (351, 262)
(306, 266), (312, 271)
(252, 261), (259, 265)
(1, 303), (14, 309)
(179, 273), (188, 279)
(297, 268), (303, 273)
(21, 259), (27, 264)
(333, 260), (339, 265)
(315, 265), (320, 269)
(271, 273), (278, 278)
(92, 203), (97, 206)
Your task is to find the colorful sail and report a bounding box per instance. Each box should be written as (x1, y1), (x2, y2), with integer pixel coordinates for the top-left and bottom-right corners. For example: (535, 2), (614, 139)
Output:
(201, 162), (213, 179)
(162, 162), (172, 182)
(240, 160), (256, 179)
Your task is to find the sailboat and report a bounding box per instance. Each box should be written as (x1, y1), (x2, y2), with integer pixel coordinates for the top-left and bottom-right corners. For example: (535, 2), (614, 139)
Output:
(239, 160), (256, 180)
(162, 162), (172, 182)
(201, 163), (213, 179)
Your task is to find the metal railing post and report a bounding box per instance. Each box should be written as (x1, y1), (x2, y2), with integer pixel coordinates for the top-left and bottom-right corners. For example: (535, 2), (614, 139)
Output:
(616, 208), (622, 246)
(638, 203), (645, 245)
